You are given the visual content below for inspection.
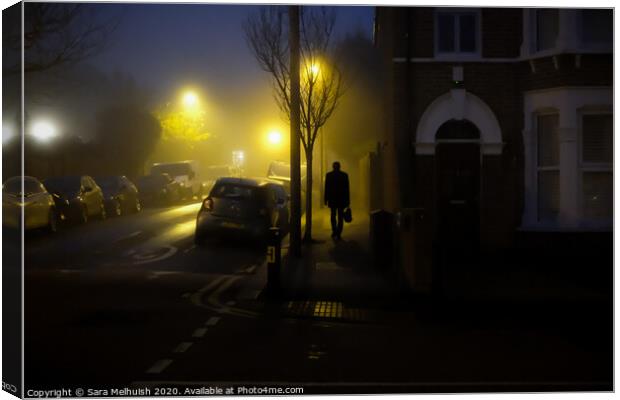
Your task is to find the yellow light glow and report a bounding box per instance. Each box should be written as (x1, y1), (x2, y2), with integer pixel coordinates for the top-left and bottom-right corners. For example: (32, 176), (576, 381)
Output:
(30, 120), (57, 142)
(182, 91), (199, 108)
(268, 130), (283, 145)
(310, 63), (320, 76)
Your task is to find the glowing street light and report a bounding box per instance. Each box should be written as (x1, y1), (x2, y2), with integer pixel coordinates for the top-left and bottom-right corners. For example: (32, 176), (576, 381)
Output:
(232, 150), (245, 168)
(267, 130), (283, 146)
(30, 120), (58, 142)
(303, 61), (321, 81)
(310, 63), (320, 76)
(182, 91), (199, 108)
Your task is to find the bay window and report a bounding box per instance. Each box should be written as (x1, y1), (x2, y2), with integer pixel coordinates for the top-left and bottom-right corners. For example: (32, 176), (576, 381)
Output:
(536, 114), (560, 222)
(581, 114), (612, 220)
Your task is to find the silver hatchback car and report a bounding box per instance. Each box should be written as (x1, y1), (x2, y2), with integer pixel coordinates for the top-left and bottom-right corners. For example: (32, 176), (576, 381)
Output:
(194, 177), (289, 244)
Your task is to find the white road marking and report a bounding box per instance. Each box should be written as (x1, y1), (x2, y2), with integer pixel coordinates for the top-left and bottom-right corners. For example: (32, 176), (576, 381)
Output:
(190, 276), (228, 307)
(173, 342), (193, 353)
(244, 264), (257, 274)
(114, 231), (142, 244)
(204, 276), (258, 318)
(145, 359), (173, 374)
(191, 274), (259, 319)
(132, 245), (177, 265)
(192, 328), (208, 338)
(183, 245), (196, 254)
(205, 317), (220, 326)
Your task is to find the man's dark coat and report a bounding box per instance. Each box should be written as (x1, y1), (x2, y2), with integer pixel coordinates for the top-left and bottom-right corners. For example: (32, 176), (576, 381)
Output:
(324, 170), (350, 209)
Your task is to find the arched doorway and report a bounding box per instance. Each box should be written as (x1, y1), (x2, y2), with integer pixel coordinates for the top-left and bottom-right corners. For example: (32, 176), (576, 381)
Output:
(435, 119), (481, 265)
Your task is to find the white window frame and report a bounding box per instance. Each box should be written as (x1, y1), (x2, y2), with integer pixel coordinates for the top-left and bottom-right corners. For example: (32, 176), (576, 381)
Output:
(521, 87), (612, 232)
(434, 9), (482, 61)
(534, 111), (561, 223)
(578, 109), (613, 227)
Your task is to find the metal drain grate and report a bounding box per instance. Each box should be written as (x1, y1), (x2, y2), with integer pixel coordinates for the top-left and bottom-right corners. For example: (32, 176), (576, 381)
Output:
(286, 301), (370, 322)
(313, 301), (343, 318)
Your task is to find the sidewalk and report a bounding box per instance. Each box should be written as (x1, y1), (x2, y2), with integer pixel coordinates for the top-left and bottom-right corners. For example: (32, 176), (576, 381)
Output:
(244, 207), (610, 323)
(278, 207), (399, 307)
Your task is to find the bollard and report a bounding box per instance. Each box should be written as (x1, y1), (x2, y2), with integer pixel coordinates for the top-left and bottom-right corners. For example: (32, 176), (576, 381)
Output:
(266, 227), (282, 296)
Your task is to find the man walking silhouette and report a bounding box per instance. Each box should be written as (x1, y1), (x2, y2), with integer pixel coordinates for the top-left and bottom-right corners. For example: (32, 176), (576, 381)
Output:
(324, 161), (350, 240)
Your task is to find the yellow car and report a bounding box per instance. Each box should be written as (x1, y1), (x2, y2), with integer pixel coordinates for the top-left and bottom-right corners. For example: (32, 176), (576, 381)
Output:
(2, 176), (59, 232)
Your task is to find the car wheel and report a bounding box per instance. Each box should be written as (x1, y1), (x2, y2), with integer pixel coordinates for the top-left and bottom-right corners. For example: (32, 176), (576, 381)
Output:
(47, 209), (58, 233)
(113, 200), (122, 217)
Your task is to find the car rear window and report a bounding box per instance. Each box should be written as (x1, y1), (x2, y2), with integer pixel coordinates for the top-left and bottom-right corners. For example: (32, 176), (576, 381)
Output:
(210, 184), (257, 200)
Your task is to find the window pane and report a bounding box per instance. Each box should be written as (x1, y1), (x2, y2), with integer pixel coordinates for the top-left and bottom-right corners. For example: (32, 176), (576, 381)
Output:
(459, 14), (477, 52)
(582, 9), (612, 44)
(537, 114), (559, 167)
(437, 14), (455, 52)
(538, 171), (560, 221)
(582, 114), (612, 163)
(583, 172), (612, 219)
(536, 9), (559, 51)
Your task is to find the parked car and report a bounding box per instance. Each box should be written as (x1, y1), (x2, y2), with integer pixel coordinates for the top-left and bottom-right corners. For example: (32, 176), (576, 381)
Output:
(194, 177), (290, 244)
(95, 176), (141, 217)
(150, 161), (206, 199)
(43, 176), (106, 224)
(2, 176), (59, 232)
(136, 173), (181, 206)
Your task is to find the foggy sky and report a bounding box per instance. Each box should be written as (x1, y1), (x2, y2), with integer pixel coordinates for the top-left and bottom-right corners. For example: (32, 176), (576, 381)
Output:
(85, 3), (374, 174)
(90, 4), (374, 103)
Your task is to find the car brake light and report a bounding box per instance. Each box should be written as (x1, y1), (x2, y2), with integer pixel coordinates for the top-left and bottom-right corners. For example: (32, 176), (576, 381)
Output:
(203, 198), (213, 211)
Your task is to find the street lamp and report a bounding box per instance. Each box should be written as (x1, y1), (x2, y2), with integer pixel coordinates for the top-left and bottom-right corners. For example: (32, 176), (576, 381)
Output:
(267, 130), (283, 146)
(310, 63), (320, 77)
(303, 62), (321, 82)
(30, 120), (58, 142)
(181, 91), (199, 108)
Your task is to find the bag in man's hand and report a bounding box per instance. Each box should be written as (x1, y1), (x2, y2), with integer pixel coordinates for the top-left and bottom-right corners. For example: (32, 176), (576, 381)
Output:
(343, 207), (353, 223)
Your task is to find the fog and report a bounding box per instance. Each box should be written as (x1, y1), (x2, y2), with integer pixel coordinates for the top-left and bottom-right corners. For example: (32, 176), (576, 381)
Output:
(4, 3), (377, 212)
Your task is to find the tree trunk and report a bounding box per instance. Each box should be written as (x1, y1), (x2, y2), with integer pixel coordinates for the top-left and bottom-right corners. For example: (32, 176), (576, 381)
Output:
(288, 5), (302, 257)
(303, 150), (313, 242)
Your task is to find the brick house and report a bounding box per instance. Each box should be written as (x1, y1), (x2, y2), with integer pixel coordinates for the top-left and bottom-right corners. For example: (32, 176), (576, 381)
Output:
(372, 8), (613, 292)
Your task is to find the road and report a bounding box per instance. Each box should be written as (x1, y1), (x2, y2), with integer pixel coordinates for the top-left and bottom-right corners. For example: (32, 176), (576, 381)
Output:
(17, 201), (612, 395)
(23, 201), (267, 390)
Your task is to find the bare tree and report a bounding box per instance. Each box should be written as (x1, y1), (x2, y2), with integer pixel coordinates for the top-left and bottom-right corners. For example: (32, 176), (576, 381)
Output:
(244, 6), (345, 242)
(3, 3), (115, 76)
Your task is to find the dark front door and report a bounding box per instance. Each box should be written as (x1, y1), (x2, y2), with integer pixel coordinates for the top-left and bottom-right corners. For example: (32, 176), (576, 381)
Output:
(435, 142), (480, 261)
